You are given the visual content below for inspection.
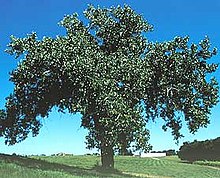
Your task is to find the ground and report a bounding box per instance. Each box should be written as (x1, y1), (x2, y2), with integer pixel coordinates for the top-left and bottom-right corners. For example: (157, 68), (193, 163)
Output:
(0, 154), (220, 178)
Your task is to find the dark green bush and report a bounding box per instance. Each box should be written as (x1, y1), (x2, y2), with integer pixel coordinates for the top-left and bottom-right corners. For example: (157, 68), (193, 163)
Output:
(178, 137), (220, 162)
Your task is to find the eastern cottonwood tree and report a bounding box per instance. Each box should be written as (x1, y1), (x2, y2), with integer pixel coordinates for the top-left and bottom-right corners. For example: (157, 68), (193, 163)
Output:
(0, 5), (219, 169)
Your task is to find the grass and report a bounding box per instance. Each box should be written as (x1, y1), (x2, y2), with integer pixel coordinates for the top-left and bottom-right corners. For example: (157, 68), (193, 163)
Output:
(194, 160), (220, 168)
(1, 154), (220, 178)
(115, 156), (220, 178)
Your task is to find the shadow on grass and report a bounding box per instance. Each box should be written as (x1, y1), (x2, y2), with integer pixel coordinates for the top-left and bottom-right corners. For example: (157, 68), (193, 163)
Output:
(0, 154), (138, 178)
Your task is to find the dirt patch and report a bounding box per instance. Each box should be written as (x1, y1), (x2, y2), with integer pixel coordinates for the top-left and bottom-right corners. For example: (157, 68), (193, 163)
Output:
(204, 166), (220, 171)
(123, 172), (171, 178)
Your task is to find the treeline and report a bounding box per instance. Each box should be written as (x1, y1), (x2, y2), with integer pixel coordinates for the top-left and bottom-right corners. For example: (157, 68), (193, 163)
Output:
(178, 137), (220, 162)
(151, 149), (176, 156)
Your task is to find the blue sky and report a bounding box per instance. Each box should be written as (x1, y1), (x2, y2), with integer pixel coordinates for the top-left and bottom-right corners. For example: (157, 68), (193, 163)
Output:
(0, 0), (220, 155)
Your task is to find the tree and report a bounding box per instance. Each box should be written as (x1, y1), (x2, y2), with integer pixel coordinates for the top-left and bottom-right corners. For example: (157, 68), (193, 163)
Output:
(178, 137), (220, 162)
(0, 5), (218, 169)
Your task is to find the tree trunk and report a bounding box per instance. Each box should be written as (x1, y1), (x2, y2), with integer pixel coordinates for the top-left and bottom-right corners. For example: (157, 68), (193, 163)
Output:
(100, 140), (114, 169)
(120, 142), (128, 156)
(119, 133), (128, 155)
(92, 114), (114, 169)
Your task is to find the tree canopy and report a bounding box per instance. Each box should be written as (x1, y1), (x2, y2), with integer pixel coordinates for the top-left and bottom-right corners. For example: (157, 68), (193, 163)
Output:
(0, 5), (219, 168)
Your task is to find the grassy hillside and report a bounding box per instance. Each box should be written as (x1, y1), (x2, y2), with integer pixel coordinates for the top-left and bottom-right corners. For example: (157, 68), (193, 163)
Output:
(0, 154), (220, 178)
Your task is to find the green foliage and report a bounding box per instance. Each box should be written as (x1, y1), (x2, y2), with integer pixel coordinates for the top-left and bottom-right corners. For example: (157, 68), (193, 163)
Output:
(0, 109), (6, 136)
(165, 149), (177, 156)
(151, 149), (176, 156)
(0, 4), (219, 167)
(145, 36), (218, 139)
(178, 137), (220, 162)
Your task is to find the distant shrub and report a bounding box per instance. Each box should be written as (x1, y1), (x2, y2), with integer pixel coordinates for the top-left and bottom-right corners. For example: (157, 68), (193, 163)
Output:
(165, 149), (176, 156)
(151, 149), (176, 156)
(85, 153), (91, 156)
(92, 153), (100, 156)
(178, 137), (220, 162)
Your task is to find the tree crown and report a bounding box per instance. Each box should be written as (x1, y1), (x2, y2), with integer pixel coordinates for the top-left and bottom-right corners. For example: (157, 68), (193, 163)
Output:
(0, 5), (218, 154)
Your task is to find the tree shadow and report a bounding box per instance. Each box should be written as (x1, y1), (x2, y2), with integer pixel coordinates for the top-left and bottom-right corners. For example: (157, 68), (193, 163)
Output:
(0, 154), (139, 177)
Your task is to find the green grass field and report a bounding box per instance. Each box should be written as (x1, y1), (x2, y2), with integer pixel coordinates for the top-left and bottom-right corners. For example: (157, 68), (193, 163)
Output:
(0, 154), (220, 178)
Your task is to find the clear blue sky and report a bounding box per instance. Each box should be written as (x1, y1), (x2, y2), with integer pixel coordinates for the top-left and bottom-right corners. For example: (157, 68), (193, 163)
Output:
(0, 0), (220, 155)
